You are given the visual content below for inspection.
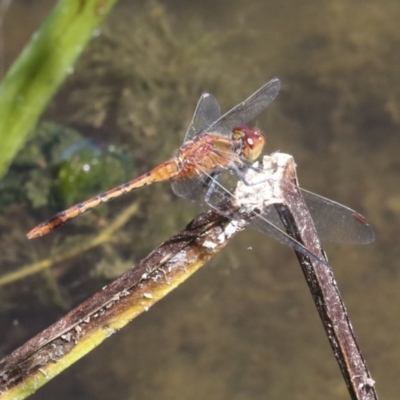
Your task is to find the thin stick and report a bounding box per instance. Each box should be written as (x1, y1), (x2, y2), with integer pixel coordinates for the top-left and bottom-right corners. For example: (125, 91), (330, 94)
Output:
(0, 211), (246, 399)
(245, 154), (378, 400)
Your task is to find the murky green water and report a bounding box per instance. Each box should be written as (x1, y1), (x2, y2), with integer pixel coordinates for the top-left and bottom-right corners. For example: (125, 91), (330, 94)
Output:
(1, 1), (399, 399)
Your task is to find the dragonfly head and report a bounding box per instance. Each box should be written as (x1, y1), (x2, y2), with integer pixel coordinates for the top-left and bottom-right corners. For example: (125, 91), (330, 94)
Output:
(232, 126), (266, 162)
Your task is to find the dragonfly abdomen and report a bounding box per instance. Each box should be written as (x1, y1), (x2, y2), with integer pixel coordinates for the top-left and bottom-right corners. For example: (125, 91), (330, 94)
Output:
(27, 160), (180, 238)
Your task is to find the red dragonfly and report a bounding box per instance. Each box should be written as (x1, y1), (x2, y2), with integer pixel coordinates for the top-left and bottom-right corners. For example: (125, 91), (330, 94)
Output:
(27, 78), (375, 260)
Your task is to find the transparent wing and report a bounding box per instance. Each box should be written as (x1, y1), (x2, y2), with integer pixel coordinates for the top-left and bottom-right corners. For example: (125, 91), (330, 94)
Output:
(183, 93), (221, 143)
(233, 176), (375, 245)
(173, 164), (328, 264)
(171, 151), (234, 203)
(173, 160), (374, 260)
(300, 189), (375, 244)
(171, 171), (214, 203)
(204, 77), (281, 137)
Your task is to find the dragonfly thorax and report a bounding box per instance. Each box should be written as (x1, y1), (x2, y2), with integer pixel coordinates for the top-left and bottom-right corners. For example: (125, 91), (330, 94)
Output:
(231, 126), (266, 162)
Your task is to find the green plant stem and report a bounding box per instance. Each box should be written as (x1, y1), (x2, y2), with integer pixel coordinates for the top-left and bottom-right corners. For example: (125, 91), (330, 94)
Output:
(0, 0), (119, 179)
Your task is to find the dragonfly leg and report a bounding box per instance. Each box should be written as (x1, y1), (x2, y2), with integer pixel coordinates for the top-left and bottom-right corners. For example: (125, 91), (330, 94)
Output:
(203, 172), (239, 218)
(204, 172), (221, 202)
(231, 165), (252, 186)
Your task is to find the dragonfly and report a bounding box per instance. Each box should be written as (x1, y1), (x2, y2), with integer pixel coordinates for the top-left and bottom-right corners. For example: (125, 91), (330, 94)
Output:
(27, 78), (375, 262)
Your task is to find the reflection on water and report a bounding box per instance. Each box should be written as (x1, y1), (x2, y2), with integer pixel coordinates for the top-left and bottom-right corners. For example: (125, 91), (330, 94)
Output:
(0, 1), (399, 399)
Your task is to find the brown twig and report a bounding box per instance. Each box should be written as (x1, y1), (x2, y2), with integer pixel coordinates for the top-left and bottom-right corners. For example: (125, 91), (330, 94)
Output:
(265, 154), (378, 400)
(0, 210), (246, 399)
(0, 153), (378, 400)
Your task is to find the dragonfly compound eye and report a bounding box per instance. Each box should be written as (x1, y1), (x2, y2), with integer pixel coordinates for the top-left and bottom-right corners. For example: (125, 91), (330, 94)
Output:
(232, 126), (266, 161)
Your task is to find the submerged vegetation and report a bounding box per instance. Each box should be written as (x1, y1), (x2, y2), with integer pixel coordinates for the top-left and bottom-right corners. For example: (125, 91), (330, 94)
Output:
(0, 2), (251, 291)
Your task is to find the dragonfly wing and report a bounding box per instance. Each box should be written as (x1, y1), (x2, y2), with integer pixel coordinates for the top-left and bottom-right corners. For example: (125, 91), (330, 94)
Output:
(183, 93), (221, 143)
(237, 175), (375, 244)
(171, 170), (215, 202)
(299, 188), (375, 244)
(246, 205), (325, 257)
(175, 166), (328, 264)
(204, 77), (281, 137)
